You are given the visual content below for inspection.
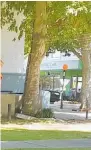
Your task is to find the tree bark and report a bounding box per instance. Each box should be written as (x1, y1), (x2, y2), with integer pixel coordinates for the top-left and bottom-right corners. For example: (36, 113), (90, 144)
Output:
(22, 2), (46, 115)
(80, 34), (91, 109)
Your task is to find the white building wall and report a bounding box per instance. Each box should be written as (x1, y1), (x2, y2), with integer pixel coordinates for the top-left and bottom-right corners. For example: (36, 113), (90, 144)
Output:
(24, 51), (79, 72)
(1, 26), (79, 74)
(1, 28), (25, 73)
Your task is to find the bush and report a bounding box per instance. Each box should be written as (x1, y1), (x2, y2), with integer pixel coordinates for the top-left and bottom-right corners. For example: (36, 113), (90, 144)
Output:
(34, 108), (54, 118)
(15, 107), (22, 113)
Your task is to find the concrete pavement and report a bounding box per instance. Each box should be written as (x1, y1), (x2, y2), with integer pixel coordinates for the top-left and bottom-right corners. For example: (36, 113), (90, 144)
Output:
(50, 101), (91, 120)
(1, 139), (91, 149)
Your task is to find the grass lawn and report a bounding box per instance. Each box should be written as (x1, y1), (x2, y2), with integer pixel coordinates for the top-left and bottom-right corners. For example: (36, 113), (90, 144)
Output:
(2, 148), (91, 150)
(1, 129), (91, 141)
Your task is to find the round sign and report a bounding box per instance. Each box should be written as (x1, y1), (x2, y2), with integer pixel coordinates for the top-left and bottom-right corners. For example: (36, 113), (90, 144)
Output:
(0, 60), (3, 80)
(63, 64), (68, 71)
(0, 74), (2, 80)
(0, 60), (4, 67)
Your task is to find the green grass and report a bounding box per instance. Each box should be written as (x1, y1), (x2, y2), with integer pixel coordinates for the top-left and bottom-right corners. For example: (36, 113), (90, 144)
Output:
(1, 129), (91, 141)
(2, 148), (91, 150)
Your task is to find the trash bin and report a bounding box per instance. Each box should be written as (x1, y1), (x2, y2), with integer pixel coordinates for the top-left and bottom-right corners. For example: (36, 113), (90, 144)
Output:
(50, 91), (60, 103)
(41, 90), (50, 108)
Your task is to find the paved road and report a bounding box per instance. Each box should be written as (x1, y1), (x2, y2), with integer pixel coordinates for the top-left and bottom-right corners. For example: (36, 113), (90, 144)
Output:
(1, 139), (91, 149)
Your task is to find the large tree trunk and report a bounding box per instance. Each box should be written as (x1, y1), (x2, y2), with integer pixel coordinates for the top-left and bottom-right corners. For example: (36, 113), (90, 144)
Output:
(80, 34), (91, 110)
(22, 2), (46, 115)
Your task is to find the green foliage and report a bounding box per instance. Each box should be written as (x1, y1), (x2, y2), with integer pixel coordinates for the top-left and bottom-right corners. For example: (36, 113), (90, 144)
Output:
(15, 107), (22, 113)
(34, 108), (54, 118)
(48, 1), (91, 54)
(2, 129), (91, 141)
(1, 1), (35, 54)
(1, 1), (91, 55)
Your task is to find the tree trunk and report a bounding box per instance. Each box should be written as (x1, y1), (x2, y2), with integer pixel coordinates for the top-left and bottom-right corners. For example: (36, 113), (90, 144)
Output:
(80, 34), (91, 110)
(22, 2), (46, 115)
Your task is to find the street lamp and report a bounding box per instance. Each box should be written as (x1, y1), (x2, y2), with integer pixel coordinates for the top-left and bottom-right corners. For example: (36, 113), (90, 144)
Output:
(60, 64), (68, 109)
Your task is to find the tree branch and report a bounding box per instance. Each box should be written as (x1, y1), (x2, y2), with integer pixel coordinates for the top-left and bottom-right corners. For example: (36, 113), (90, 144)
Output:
(73, 50), (82, 60)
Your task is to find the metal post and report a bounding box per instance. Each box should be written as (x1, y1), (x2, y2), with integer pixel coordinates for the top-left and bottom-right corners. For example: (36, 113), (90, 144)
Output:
(41, 77), (43, 90)
(60, 71), (65, 109)
(48, 72), (51, 90)
(49, 75), (51, 89)
(76, 76), (78, 100)
(86, 98), (89, 120)
(70, 76), (73, 89)
(53, 75), (55, 90)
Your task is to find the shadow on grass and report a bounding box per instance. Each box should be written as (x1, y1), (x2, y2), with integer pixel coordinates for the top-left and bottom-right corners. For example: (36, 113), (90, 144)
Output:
(1, 117), (56, 125)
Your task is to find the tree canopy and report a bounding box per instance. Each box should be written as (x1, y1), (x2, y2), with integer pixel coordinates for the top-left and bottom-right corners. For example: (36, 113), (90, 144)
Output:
(1, 1), (91, 57)
(1, 1), (91, 112)
(47, 2), (91, 59)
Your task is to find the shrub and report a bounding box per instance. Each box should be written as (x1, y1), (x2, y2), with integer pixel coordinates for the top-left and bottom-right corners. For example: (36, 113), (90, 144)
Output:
(15, 107), (22, 113)
(34, 108), (54, 118)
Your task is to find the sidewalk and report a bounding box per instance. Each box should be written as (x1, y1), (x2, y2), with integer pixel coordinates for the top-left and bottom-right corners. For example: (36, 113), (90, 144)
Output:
(50, 101), (91, 120)
(1, 139), (91, 149)
(1, 122), (91, 132)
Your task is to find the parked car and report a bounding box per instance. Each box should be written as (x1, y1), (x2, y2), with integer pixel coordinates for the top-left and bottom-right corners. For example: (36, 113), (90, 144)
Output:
(49, 90), (61, 103)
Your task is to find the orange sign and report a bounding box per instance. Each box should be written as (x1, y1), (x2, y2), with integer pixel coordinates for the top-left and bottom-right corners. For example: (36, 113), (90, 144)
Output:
(0, 74), (2, 79)
(0, 60), (4, 67)
(0, 60), (3, 80)
(63, 64), (68, 71)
